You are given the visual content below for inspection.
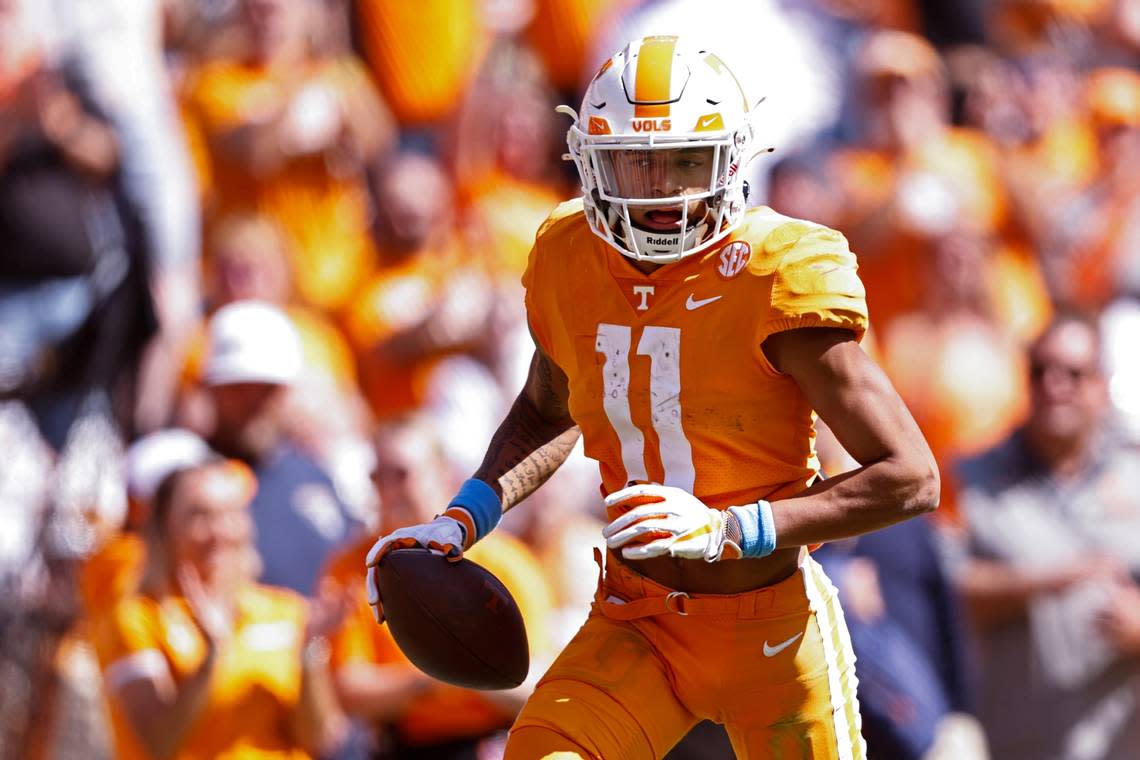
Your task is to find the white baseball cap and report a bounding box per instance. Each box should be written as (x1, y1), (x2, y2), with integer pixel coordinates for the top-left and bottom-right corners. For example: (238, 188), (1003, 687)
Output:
(204, 301), (303, 387)
(126, 429), (213, 503)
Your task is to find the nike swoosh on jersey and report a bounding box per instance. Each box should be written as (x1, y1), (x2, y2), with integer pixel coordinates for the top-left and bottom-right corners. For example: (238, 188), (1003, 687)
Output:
(762, 631), (803, 657)
(685, 294), (722, 310)
(699, 115), (719, 129)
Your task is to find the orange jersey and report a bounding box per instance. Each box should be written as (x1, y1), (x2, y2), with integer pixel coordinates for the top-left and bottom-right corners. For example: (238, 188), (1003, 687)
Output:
(344, 240), (484, 418)
(461, 172), (564, 280)
(79, 532), (146, 624)
(93, 585), (309, 760)
(523, 202), (868, 510)
(324, 531), (555, 746)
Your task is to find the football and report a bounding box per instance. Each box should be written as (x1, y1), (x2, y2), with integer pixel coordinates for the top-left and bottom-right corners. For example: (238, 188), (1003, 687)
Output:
(376, 548), (529, 690)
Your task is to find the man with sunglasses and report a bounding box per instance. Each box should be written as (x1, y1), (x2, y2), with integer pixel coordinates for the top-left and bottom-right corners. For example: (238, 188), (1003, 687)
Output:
(954, 314), (1140, 760)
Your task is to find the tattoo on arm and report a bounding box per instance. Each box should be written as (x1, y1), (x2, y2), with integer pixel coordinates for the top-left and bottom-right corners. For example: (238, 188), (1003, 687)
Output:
(472, 350), (579, 511)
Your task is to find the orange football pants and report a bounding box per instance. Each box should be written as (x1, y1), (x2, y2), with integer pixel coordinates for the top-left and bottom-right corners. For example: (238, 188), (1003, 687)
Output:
(505, 551), (865, 760)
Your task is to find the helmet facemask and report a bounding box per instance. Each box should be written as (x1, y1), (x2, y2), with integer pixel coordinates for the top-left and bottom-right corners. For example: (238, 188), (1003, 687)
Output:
(566, 125), (753, 264)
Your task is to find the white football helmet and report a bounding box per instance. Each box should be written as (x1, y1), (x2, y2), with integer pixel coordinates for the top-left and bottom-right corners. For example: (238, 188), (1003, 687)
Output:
(560, 36), (766, 263)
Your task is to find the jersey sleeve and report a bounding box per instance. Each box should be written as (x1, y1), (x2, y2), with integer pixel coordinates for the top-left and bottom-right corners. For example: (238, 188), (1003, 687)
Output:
(758, 222), (869, 344)
(521, 199), (587, 361)
(520, 220), (556, 359)
(95, 596), (173, 693)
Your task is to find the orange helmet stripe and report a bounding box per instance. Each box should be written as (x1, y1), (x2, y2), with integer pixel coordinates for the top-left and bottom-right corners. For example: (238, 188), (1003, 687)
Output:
(634, 35), (678, 118)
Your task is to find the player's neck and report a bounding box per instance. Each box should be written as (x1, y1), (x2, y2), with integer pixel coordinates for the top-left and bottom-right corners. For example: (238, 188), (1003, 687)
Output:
(630, 259), (664, 276)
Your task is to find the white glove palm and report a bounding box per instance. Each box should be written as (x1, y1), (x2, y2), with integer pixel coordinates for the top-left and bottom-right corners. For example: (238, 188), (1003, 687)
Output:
(602, 484), (741, 562)
(364, 515), (467, 623)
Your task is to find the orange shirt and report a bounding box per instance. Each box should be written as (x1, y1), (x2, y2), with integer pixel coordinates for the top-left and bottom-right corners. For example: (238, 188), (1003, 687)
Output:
(94, 585), (309, 760)
(883, 313), (1028, 465)
(986, 243), (1053, 344)
(830, 129), (1007, 333)
(344, 241), (482, 419)
(79, 532), (146, 624)
(183, 58), (378, 312)
(354, 0), (487, 126)
(462, 172), (564, 279)
(324, 532), (555, 746)
(524, 202), (868, 509)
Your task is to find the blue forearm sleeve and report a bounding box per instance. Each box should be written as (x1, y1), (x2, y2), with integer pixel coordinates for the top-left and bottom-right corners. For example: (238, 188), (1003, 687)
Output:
(448, 478), (502, 542)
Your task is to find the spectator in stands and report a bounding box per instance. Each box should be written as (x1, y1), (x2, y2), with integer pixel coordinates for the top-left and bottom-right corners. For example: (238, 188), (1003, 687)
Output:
(80, 429), (214, 624)
(0, 0), (154, 447)
(203, 301), (358, 596)
(203, 214), (359, 393)
(322, 415), (556, 759)
(813, 424), (986, 760)
(453, 45), (566, 281)
(50, 0), (203, 433)
(451, 45), (568, 395)
(202, 214), (376, 519)
(94, 458), (347, 759)
(181, 0), (394, 312)
(1048, 67), (1140, 309)
(817, 522), (985, 760)
(881, 231), (1036, 515)
(346, 152), (496, 421)
(953, 313), (1140, 759)
(827, 30), (1008, 332)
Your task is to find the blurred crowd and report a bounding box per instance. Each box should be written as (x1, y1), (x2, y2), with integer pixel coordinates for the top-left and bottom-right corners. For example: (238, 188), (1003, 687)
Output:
(1, 0), (1139, 758)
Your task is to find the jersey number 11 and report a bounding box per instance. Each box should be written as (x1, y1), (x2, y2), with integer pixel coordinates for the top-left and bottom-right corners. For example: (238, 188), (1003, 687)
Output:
(595, 323), (695, 491)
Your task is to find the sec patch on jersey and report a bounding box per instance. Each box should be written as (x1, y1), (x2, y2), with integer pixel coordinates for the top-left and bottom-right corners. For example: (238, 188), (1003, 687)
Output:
(376, 548), (529, 690)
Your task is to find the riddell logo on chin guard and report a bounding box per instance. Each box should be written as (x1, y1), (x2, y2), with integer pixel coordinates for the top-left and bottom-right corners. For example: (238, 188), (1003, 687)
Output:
(646, 236), (674, 246)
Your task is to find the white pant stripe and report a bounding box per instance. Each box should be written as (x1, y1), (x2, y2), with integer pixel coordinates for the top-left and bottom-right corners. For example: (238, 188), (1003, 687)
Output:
(802, 556), (866, 760)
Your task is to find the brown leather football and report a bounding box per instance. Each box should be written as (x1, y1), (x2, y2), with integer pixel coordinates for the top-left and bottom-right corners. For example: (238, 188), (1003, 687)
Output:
(376, 548), (529, 690)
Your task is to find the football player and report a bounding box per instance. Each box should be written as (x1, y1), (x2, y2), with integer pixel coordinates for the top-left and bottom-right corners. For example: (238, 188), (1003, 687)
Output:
(366, 36), (939, 759)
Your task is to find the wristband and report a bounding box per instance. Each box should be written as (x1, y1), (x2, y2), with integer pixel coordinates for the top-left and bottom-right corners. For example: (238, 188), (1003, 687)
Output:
(727, 500), (777, 558)
(445, 478), (502, 547)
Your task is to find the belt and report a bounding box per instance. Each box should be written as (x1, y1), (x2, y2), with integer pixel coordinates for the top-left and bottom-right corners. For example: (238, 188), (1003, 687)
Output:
(592, 548), (783, 621)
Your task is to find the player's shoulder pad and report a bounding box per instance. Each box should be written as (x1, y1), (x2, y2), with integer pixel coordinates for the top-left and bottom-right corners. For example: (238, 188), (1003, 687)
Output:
(535, 198), (588, 243)
(733, 208), (831, 269)
(737, 209), (866, 317)
(525, 198), (585, 285)
(739, 208), (857, 278)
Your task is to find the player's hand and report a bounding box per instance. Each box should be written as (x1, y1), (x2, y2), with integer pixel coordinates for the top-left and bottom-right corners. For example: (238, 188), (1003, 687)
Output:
(364, 515), (467, 623)
(602, 484), (742, 562)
